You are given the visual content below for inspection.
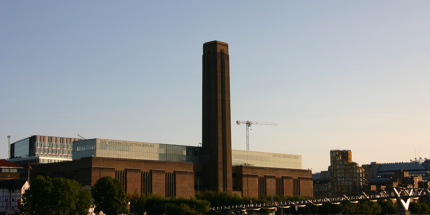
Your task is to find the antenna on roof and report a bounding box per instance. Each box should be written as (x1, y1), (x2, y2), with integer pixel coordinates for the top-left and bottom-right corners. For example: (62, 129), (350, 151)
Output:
(77, 134), (86, 140)
(7, 136), (11, 159)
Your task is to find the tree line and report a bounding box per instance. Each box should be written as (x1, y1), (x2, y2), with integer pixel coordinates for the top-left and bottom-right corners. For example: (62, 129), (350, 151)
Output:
(21, 176), (430, 215)
(20, 176), (210, 215)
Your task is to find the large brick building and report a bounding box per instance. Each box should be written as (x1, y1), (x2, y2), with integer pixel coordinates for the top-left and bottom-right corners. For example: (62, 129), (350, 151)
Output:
(28, 138), (312, 198)
(30, 157), (195, 198)
(11, 41), (313, 198)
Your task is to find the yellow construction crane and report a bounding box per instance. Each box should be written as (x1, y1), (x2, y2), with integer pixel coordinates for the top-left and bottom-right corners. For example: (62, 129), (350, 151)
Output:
(236, 120), (277, 151)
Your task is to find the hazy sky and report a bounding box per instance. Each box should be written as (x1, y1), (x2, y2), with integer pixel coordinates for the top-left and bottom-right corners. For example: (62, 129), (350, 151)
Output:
(1, 1), (429, 172)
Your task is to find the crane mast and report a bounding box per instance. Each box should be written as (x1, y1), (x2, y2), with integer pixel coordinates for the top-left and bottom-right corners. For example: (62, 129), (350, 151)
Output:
(236, 120), (277, 151)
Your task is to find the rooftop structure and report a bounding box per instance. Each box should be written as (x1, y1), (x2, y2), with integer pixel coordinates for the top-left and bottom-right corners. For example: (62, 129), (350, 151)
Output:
(232, 150), (302, 169)
(8, 135), (80, 165)
(73, 138), (302, 169)
(73, 138), (200, 163)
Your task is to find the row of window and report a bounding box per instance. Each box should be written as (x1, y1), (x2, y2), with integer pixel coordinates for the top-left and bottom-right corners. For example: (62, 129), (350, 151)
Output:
(39, 158), (70, 163)
(36, 142), (72, 148)
(0, 168), (18, 173)
(35, 149), (72, 157)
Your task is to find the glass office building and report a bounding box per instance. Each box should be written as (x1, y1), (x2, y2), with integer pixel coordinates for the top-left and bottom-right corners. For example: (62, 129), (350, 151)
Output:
(9, 135), (303, 170)
(9, 135), (79, 164)
(73, 138), (200, 163)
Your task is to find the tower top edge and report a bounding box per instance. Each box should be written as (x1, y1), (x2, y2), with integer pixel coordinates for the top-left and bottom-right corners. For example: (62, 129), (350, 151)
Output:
(204, 40), (228, 46)
(203, 40), (229, 54)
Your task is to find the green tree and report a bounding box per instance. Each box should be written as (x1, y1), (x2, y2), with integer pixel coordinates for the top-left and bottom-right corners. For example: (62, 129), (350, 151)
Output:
(195, 190), (243, 206)
(21, 176), (93, 215)
(144, 195), (165, 214)
(129, 192), (147, 214)
(92, 176), (128, 215)
(409, 202), (422, 214)
(51, 177), (93, 215)
(21, 176), (54, 215)
(341, 202), (358, 214)
(420, 202), (430, 214)
(75, 186), (94, 215)
(188, 197), (210, 214)
(165, 202), (193, 215)
(130, 194), (210, 215)
(379, 199), (398, 214)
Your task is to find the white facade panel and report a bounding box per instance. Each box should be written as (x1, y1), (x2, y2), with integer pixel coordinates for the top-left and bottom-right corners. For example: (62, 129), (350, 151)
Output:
(232, 150), (302, 169)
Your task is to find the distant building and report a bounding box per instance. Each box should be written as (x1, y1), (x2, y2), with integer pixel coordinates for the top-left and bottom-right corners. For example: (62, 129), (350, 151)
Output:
(330, 150), (367, 196)
(363, 159), (430, 191)
(313, 150), (367, 197)
(312, 170), (330, 197)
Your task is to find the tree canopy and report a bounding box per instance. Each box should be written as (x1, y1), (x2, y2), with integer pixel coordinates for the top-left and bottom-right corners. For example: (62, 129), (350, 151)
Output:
(21, 176), (93, 215)
(129, 194), (210, 215)
(92, 176), (128, 215)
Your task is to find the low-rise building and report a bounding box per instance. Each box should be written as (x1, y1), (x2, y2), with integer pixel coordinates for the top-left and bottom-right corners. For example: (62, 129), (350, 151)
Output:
(0, 160), (23, 181)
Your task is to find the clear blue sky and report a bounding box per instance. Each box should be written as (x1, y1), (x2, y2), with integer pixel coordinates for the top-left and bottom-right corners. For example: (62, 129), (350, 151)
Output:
(1, 1), (429, 172)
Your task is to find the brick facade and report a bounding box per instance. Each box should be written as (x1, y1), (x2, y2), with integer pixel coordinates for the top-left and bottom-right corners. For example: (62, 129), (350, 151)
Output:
(31, 157), (195, 198)
(234, 166), (313, 197)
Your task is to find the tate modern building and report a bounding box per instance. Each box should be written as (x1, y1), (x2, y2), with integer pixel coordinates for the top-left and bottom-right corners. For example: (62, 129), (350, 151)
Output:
(8, 41), (313, 198)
